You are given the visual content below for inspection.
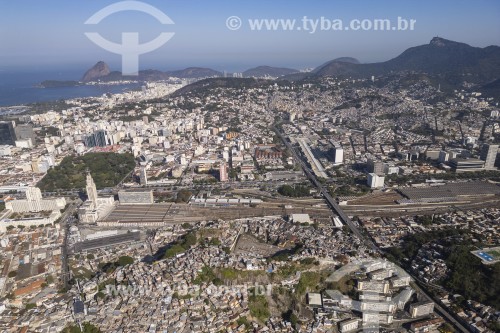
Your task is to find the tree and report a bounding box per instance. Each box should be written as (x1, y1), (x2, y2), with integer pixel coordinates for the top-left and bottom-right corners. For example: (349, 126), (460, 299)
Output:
(438, 323), (454, 333)
(277, 184), (310, 197)
(208, 238), (221, 246)
(176, 189), (193, 203)
(46, 275), (55, 284)
(164, 244), (186, 258)
(25, 303), (36, 310)
(37, 152), (136, 191)
(236, 316), (251, 329)
(415, 215), (433, 226)
(117, 256), (134, 266)
(182, 232), (197, 248)
(248, 294), (270, 323)
(62, 322), (102, 333)
(8, 271), (17, 278)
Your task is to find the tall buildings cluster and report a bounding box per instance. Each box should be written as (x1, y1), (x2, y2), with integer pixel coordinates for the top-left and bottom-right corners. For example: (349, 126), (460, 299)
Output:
(0, 121), (35, 146)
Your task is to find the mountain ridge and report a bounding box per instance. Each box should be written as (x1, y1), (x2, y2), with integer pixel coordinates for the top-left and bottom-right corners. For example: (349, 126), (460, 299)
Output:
(81, 61), (111, 82)
(243, 66), (299, 78)
(314, 37), (500, 83)
(42, 37), (500, 88)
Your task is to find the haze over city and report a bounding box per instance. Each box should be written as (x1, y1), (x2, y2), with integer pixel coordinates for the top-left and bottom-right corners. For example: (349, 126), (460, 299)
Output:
(1, 0), (499, 72)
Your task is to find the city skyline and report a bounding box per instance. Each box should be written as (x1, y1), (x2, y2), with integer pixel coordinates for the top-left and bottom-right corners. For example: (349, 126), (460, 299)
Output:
(0, 2), (499, 332)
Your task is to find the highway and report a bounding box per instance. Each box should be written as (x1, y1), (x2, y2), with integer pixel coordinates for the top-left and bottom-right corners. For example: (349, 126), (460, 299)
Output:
(273, 126), (378, 252)
(60, 202), (78, 290)
(273, 126), (471, 333)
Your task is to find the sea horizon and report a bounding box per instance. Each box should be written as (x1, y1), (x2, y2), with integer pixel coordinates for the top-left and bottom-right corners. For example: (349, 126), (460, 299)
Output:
(0, 69), (142, 107)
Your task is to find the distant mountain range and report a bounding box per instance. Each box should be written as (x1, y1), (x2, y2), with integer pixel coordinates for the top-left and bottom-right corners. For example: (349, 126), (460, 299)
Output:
(312, 37), (500, 83)
(312, 57), (361, 73)
(479, 78), (500, 99)
(39, 63), (300, 87)
(80, 64), (223, 82)
(243, 66), (299, 78)
(39, 37), (500, 96)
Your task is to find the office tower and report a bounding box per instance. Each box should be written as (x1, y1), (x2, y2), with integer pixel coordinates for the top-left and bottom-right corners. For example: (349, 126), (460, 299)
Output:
(480, 144), (499, 169)
(14, 124), (36, 144)
(0, 121), (16, 145)
(219, 163), (229, 182)
(86, 172), (98, 208)
(367, 173), (385, 189)
(84, 130), (108, 148)
(84, 134), (96, 148)
(334, 146), (344, 164)
(94, 130), (107, 147)
(367, 158), (384, 175)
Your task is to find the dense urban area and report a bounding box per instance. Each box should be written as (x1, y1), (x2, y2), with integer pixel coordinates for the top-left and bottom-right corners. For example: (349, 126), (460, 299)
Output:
(0, 43), (500, 332)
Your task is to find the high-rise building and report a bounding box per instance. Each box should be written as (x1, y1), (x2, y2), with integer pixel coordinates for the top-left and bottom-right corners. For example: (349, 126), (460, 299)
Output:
(334, 146), (344, 164)
(480, 144), (499, 169)
(84, 134), (96, 148)
(14, 124), (36, 144)
(367, 158), (384, 175)
(219, 162), (229, 182)
(86, 172), (98, 209)
(84, 130), (108, 148)
(94, 130), (107, 147)
(0, 121), (16, 146)
(140, 167), (148, 185)
(367, 173), (385, 189)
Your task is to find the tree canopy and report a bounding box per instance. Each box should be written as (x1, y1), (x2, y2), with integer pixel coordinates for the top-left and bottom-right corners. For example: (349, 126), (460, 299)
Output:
(278, 184), (310, 197)
(38, 152), (135, 191)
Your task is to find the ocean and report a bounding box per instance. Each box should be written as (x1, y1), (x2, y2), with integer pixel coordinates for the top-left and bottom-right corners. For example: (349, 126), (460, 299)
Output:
(0, 70), (142, 107)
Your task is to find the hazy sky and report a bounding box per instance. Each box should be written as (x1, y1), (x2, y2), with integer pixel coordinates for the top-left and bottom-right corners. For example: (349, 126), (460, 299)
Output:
(0, 0), (499, 72)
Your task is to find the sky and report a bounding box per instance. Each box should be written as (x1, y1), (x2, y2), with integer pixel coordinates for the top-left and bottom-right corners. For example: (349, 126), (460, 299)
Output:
(0, 0), (499, 73)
